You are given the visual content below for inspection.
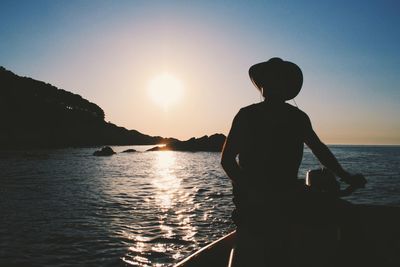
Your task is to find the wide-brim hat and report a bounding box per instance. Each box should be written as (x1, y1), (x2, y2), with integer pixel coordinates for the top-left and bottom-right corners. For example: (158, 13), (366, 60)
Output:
(249, 57), (303, 101)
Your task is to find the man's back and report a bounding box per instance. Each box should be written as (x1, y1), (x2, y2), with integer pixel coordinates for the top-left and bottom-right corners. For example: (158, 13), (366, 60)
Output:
(232, 101), (310, 191)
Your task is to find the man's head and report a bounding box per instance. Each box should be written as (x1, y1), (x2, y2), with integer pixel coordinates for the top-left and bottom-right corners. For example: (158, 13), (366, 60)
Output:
(249, 57), (303, 101)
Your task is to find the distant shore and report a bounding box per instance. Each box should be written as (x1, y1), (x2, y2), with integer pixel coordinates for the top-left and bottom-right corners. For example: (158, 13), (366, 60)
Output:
(0, 66), (226, 151)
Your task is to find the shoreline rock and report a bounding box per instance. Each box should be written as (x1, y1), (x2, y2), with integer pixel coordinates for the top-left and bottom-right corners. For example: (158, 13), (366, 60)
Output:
(146, 134), (226, 152)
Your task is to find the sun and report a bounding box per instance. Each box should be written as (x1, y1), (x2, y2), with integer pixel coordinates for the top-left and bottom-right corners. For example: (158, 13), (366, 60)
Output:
(148, 73), (184, 110)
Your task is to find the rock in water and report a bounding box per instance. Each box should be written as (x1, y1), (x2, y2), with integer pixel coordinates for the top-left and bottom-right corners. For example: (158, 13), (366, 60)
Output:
(122, 148), (137, 153)
(93, 146), (115, 156)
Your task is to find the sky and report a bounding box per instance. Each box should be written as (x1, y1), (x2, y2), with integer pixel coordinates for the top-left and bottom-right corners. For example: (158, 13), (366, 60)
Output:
(0, 0), (399, 144)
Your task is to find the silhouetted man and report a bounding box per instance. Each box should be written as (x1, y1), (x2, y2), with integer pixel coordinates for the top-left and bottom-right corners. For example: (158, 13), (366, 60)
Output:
(221, 58), (366, 266)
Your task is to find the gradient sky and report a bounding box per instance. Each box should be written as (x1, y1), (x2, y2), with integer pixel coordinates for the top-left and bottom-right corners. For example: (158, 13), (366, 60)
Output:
(1, 0), (399, 144)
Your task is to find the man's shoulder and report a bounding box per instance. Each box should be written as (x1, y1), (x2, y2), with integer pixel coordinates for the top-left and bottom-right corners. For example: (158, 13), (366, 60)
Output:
(285, 104), (312, 128)
(284, 103), (309, 117)
(239, 103), (261, 113)
(239, 102), (308, 116)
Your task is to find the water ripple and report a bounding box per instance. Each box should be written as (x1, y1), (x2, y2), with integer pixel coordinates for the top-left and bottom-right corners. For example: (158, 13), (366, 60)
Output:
(0, 146), (399, 266)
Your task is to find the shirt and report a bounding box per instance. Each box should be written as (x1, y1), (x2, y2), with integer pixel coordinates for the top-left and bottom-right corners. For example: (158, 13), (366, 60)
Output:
(227, 100), (313, 214)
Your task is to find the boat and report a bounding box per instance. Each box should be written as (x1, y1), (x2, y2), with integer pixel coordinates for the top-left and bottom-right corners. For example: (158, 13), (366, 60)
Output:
(174, 230), (236, 267)
(174, 204), (400, 267)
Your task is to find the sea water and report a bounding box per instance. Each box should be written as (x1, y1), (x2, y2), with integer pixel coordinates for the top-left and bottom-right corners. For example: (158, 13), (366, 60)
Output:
(1, 145), (399, 266)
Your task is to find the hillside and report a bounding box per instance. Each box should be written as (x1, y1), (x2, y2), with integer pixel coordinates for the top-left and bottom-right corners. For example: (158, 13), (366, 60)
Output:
(0, 67), (173, 148)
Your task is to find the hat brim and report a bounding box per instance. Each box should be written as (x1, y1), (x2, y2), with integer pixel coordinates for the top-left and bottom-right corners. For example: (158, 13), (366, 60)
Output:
(249, 58), (303, 101)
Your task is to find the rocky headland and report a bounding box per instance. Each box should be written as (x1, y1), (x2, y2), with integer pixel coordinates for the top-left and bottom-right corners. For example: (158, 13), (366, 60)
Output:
(147, 134), (225, 152)
(0, 66), (226, 151)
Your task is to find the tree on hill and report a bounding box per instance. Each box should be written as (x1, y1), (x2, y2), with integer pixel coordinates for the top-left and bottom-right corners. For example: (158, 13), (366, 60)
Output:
(0, 66), (165, 148)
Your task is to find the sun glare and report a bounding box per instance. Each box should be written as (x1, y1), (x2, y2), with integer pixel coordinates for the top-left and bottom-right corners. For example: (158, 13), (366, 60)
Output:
(148, 73), (184, 110)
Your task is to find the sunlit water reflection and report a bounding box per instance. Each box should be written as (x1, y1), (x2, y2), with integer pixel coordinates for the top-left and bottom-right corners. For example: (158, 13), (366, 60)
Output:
(0, 146), (399, 266)
(152, 152), (181, 211)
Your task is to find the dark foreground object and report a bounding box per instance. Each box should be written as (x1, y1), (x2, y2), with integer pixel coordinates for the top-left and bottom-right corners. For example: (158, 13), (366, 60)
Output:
(174, 205), (400, 267)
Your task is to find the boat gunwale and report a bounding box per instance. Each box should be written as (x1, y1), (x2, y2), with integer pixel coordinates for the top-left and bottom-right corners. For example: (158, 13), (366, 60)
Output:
(173, 230), (236, 266)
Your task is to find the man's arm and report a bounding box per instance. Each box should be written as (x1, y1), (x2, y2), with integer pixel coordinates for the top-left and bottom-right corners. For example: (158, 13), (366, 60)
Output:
(221, 112), (244, 185)
(304, 124), (366, 187)
(221, 136), (242, 185)
(304, 129), (350, 181)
